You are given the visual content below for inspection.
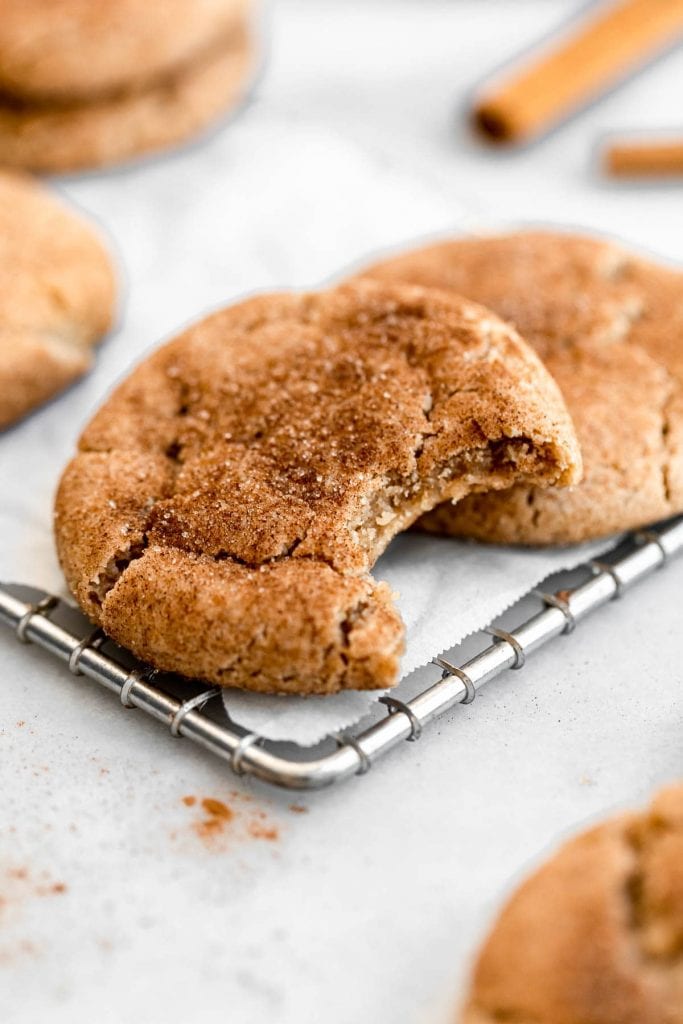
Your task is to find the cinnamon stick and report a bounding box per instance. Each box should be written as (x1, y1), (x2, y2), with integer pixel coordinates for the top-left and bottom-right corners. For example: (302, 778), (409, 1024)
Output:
(473, 0), (683, 144)
(605, 137), (683, 176)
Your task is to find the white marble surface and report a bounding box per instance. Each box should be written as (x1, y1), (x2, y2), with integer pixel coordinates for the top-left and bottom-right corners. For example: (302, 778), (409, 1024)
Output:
(1, 2), (683, 1022)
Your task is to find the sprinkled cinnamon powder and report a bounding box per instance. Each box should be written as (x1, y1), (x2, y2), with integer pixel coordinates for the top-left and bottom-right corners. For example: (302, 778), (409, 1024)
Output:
(289, 804), (308, 814)
(192, 797), (235, 843)
(0, 863), (67, 948)
(181, 793), (280, 849)
(248, 822), (279, 841)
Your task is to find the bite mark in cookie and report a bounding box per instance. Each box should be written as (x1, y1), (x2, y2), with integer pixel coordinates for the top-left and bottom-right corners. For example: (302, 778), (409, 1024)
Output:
(360, 231), (683, 544)
(55, 281), (580, 694)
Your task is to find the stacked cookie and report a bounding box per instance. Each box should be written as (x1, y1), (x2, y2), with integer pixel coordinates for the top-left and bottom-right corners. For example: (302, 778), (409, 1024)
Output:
(0, 1), (260, 424)
(0, 0), (255, 172)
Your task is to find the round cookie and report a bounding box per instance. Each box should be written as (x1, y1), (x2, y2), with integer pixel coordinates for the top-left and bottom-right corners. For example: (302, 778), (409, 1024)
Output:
(461, 784), (683, 1024)
(0, 0), (249, 101)
(359, 232), (683, 544)
(0, 24), (255, 174)
(0, 170), (115, 429)
(55, 280), (580, 695)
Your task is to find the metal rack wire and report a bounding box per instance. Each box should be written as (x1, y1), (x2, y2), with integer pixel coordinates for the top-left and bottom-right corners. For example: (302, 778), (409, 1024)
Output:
(1, 516), (682, 791)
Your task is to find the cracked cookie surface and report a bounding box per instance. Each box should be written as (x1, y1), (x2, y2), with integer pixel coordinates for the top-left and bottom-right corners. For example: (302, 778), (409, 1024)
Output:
(0, 170), (115, 429)
(360, 231), (683, 543)
(461, 784), (683, 1024)
(55, 280), (580, 694)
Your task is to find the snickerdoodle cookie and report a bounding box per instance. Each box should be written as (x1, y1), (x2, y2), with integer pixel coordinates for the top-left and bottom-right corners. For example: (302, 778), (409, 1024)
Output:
(55, 280), (580, 694)
(0, 0), (255, 172)
(461, 784), (683, 1024)
(0, 170), (115, 429)
(360, 231), (683, 544)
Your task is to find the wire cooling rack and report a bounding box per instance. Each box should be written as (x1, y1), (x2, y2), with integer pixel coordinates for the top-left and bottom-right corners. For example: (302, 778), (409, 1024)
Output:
(1, 516), (682, 791)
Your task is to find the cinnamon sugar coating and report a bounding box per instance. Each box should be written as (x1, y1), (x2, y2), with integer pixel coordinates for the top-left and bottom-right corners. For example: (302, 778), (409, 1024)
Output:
(0, 170), (115, 428)
(55, 280), (579, 694)
(360, 231), (683, 543)
(461, 784), (683, 1024)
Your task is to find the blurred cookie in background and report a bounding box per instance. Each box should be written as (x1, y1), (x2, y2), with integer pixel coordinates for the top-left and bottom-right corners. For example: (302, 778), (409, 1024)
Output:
(0, 170), (115, 428)
(461, 783), (683, 1024)
(0, 0), (258, 173)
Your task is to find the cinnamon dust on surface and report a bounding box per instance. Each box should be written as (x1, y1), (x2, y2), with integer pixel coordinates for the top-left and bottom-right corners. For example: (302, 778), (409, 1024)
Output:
(0, 865), (67, 963)
(247, 810), (278, 842)
(195, 798), (234, 841)
(0, 865), (68, 906)
(179, 791), (280, 850)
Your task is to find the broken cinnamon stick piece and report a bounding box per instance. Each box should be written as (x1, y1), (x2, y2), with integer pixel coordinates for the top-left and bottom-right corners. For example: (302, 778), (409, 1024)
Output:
(473, 0), (683, 145)
(604, 137), (683, 177)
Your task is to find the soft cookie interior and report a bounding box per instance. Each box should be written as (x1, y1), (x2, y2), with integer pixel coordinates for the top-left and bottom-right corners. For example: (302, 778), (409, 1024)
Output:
(55, 281), (580, 694)
(360, 231), (683, 544)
